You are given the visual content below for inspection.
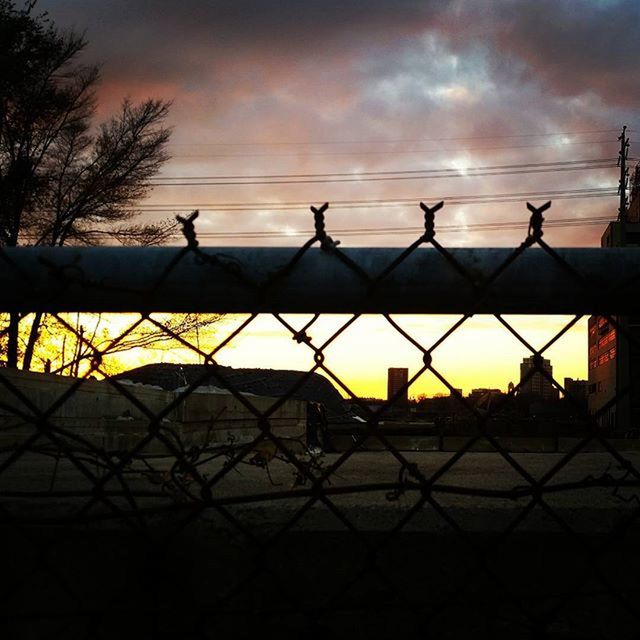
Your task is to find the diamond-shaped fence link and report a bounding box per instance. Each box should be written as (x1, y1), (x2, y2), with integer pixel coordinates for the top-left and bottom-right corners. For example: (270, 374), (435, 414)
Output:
(1, 202), (640, 639)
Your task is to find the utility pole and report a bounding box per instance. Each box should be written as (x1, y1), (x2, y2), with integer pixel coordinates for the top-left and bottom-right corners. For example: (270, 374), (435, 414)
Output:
(618, 125), (630, 244)
(615, 126), (632, 434)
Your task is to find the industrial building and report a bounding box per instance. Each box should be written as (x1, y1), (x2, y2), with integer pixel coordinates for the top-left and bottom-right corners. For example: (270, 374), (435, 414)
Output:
(587, 172), (640, 431)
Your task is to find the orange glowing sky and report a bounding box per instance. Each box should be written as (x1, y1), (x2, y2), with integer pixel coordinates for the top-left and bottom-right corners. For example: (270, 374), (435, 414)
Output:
(35, 0), (640, 396)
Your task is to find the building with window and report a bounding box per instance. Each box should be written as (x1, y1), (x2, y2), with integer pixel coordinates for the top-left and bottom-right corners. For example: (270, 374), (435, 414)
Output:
(519, 356), (558, 401)
(587, 316), (618, 427)
(588, 167), (640, 431)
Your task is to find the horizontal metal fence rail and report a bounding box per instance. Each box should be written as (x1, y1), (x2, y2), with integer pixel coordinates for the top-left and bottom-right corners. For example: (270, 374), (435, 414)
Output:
(2, 246), (640, 314)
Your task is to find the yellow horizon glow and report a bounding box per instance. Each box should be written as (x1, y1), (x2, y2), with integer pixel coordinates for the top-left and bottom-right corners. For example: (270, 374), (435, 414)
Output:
(103, 313), (588, 399)
(21, 312), (587, 399)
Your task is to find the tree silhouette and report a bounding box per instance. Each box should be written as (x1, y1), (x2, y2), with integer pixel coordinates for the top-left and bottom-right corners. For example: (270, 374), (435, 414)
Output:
(0, 1), (182, 369)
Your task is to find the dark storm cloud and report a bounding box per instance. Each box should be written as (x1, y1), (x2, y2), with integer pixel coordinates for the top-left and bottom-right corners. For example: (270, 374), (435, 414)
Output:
(485, 0), (640, 107)
(39, 1), (448, 82)
(39, 0), (640, 112)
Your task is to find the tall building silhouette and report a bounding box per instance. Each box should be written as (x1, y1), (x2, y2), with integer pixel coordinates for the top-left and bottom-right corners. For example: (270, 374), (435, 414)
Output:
(387, 367), (409, 408)
(519, 356), (558, 401)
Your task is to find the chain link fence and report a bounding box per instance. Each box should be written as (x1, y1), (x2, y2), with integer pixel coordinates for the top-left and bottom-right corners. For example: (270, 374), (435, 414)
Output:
(1, 201), (640, 639)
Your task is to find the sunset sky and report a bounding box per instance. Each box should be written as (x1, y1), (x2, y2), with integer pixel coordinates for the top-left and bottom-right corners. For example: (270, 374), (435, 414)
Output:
(36, 0), (640, 397)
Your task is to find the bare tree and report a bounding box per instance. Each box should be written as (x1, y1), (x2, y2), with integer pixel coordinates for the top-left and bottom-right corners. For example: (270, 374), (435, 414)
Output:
(28, 98), (176, 248)
(27, 313), (222, 378)
(0, 1), (179, 369)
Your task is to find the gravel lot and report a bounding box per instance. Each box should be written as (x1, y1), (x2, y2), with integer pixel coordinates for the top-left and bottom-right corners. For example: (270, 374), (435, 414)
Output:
(3, 450), (639, 533)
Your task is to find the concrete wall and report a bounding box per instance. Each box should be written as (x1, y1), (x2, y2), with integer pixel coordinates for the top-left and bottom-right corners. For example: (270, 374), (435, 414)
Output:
(0, 369), (173, 420)
(0, 369), (307, 452)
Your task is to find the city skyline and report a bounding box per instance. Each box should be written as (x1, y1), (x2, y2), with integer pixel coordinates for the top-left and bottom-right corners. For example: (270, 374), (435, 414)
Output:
(93, 312), (586, 400)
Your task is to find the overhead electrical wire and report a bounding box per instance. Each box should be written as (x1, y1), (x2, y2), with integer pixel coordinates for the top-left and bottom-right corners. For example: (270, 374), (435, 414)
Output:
(170, 139), (620, 158)
(150, 157), (616, 183)
(133, 187), (617, 213)
(137, 141), (625, 240)
(150, 164), (615, 186)
(168, 128), (625, 147)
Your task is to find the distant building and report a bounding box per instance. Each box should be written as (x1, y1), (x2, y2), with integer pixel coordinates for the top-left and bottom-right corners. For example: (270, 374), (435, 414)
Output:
(468, 388), (502, 403)
(468, 388), (504, 411)
(387, 367), (409, 408)
(519, 357), (558, 401)
(469, 387), (501, 397)
(563, 377), (588, 405)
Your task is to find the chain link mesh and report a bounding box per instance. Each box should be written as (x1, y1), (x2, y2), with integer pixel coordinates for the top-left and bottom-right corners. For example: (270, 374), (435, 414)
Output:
(1, 201), (639, 639)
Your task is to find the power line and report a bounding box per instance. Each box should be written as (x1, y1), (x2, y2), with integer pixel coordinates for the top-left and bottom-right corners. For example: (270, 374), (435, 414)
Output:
(149, 162), (615, 186)
(170, 138), (620, 159)
(168, 128), (625, 147)
(151, 158), (616, 182)
(134, 187), (617, 212)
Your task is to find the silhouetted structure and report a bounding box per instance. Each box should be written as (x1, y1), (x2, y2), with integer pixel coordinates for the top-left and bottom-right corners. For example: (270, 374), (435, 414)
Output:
(519, 356), (558, 401)
(116, 363), (351, 423)
(588, 145), (640, 431)
(468, 388), (504, 412)
(387, 367), (409, 408)
(563, 377), (588, 406)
